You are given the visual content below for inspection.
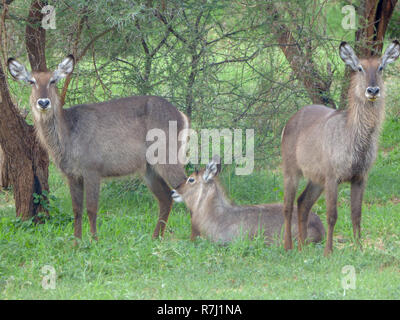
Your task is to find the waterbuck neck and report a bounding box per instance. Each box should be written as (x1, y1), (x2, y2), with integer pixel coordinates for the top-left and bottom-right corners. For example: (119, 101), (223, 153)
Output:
(346, 74), (385, 153)
(32, 98), (69, 166)
(191, 180), (232, 219)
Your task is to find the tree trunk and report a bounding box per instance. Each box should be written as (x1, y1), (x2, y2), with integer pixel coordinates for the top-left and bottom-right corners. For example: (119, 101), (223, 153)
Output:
(356, 0), (398, 57)
(0, 146), (10, 188)
(269, 3), (336, 109)
(25, 0), (47, 71)
(0, 0), (49, 220)
(0, 62), (49, 220)
(275, 29), (336, 108)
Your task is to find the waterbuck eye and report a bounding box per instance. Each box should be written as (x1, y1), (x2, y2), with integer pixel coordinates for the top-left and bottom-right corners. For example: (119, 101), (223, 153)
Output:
(378, 65), (383, 72)
(49, 79), (56, 85)
(188, 177), (195, 184)
(27, 79), (35, 85)
(357, 66), (363, 72)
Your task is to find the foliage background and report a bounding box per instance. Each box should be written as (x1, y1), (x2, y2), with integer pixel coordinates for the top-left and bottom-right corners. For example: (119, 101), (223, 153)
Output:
(7, 0), (398, 162)
(0, 0), (400, 299)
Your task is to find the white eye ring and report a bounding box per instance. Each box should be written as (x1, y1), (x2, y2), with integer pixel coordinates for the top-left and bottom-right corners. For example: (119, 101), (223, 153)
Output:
(187, 177), (195, 184)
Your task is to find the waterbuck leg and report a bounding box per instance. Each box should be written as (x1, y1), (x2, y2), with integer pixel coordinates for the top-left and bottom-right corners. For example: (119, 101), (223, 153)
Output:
(324, 179), (338, 256)
(152, 163), (187, 190)
(297, 181), (323, 250)
(283, 176), (299, 251)
(351, 178), (365, 249)
(68, 176), (84, 240)
(145, 167), (173, 239)
(84, 175), (101, 240)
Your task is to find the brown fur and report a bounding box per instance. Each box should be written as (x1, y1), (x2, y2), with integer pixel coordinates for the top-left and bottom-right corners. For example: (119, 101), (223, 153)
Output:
(281, 41), (399, 255)
(172, 163), (325, 244)
(8, 56), (189, 240)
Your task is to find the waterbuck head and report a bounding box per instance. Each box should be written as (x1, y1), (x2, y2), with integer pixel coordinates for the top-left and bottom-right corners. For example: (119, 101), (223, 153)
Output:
(171, 155), (221, 208)
(7, 55), (74, 118)
(339, 40), (400, 102)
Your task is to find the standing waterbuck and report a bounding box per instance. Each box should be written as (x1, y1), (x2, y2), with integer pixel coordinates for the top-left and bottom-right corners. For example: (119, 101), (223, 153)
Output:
(8, 55), (190, 240)
(281, 41), (400, 255)
(171, 156), (325, 244)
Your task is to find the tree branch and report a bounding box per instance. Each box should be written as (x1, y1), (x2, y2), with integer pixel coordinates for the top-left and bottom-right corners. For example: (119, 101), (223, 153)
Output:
(199, 49), (259, 71)
(76, 27), (115, 63)
(154, 9), (187, 44)
(25, 0), (47, 71)
(269, 2), (336, 108)
(60, 26), (114, 105)
(60, 12), (88, 105)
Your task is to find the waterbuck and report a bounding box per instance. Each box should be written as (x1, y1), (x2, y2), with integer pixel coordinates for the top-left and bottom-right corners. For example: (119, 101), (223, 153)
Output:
(281, 40), (400, 255)
(171, 156), (325, 244)
(8, 55), (190, 240)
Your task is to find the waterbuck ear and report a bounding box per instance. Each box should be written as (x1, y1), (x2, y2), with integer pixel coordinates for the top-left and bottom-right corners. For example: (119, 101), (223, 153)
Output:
(52, 54), (74, 82)
(339, 42), (360, 71)
(7, 58), (33, 82)
(381, 40), (400, 68)
(203, 155), (221, 182)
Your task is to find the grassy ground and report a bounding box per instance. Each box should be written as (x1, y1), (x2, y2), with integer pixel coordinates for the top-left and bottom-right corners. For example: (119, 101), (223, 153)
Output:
(0, 116), (400, 300)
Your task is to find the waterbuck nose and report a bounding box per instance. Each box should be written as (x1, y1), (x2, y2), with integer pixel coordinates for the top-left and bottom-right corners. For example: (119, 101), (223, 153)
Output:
(366, 87), (380, 96)
(37, 99), (50, 109)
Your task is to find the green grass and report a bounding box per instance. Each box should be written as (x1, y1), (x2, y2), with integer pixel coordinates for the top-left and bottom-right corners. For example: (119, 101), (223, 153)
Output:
(1, 117), (400, 300)
(2, 0), (400, 300)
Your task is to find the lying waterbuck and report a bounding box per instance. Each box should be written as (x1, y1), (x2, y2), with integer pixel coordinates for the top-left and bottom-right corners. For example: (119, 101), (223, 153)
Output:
(281, 41), (400, 255)
(171, 156), (325, 244)
(8, 55), (189, 240)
